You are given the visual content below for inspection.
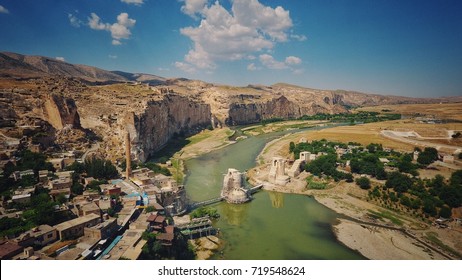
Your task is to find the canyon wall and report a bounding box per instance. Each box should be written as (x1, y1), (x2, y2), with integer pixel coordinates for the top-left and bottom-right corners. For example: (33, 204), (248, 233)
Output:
(126, 94), (212, 162)
(224, 95), (348, 125)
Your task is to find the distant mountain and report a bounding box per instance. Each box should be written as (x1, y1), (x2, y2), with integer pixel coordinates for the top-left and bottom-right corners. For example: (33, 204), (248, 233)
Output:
(0, 52), (166, 84)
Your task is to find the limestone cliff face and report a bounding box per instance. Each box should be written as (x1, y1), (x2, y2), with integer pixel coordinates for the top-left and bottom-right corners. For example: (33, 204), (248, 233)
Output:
(43, 93), (81, 129)
(127, 94), (211, 162)
(224, 95), (347, 126)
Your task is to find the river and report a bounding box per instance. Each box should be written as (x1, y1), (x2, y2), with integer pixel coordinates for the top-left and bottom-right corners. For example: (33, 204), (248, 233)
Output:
(184, 127), (364, 259)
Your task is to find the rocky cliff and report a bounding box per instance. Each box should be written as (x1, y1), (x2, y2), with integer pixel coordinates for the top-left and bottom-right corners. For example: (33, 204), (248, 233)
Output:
(43, 93), (81, 130)
(125, 94), (211, 162)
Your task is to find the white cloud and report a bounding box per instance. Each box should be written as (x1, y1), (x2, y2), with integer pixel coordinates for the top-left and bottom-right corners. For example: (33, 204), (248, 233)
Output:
(88, 13), (107, 30)
(257, 54), (303, 71)
(247, 63), (260, 71)
(0, 5), (9, 14)
(174, 61), (196, 73)
(55, 57), (66, 62)
(68, 13), (82, 27)
(121, 0), (144, 5)
(290, 34), (307, 42)
(108, 55), (118, 59)
(181, 0), (208, 17)
(285, 56), (302, 65)
(178, 0), (296, 71)
(259, 54), (287, 70)
(88, 12), (136, 45)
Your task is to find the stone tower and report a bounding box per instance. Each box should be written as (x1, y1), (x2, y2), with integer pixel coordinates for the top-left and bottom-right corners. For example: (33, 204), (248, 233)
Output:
(125, 131), (131, 179)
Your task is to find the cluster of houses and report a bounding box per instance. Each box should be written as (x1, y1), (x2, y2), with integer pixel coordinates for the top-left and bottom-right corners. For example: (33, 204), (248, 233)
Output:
(0, 144), (192, 260)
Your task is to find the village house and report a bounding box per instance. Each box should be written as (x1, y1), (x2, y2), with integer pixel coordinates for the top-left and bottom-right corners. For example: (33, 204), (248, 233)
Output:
(12, 225), (57, 248)
(54, 213), (101, 240)
(11, 193), (31, 204)
(10, 169), (34, 181)
(48, 177), (72, 198)
(0, 241), (23, 260)
(84, 218), (118, 240)
(38, 170), (49, 183)
(99, 183), (121, 196)
(146, 213), (167, 233)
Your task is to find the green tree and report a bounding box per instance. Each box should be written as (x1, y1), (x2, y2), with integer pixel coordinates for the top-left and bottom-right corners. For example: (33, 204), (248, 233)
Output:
(400, 195), (411, 208)
(71, 182), (84, 195)
(417, 147), (438, 165)
(289, 141), (296, 154)
(355, 177), (371, 190)
(422, 198), (437, 216)
(385, 172), (413, 193)
(439, 206), (452, 218)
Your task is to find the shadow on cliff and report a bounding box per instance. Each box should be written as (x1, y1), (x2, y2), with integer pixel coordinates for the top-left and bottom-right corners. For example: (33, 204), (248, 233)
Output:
(148, 134), (191, 162)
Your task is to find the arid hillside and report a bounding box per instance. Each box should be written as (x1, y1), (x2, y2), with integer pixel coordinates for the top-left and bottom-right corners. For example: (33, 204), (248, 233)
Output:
(2, 52), (461, 163)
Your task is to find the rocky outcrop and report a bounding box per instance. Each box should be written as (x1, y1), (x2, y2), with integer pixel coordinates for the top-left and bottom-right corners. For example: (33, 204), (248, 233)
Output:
(43, 93), (81, 130)
(126, 94), (211, 161)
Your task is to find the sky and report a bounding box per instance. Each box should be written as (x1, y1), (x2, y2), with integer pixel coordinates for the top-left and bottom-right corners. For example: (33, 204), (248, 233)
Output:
(0, 0), (461, 98)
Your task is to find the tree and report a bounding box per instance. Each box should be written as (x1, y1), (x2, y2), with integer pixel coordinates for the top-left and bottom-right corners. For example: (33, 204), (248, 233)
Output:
(56, 194), (67, 205)
(438, 186), (461, 208)
(355, 177), (371, 190)
(71, 182), (84, 195)
(84, 158), (118, 179)
(422, 198), (437, 216)
(417, 147), (438, 165)
(344, 173), (354, 183)
(289, 141), (296, 154)
(385, 172), (412, 193)
(439, 206), (452, 218)
(400, 195), (411, 208)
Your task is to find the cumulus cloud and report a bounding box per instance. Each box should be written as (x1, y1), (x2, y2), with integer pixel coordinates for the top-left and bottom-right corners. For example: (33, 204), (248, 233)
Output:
(68, 13), (83, 27)
(0, 5), (9, 14)
(181, 0), (207, 17)
(108, 55), (118, 59)
(177, 0), (303, 72)
(285, 56), (302, 65)
(258, 54), (303, 72)
(259, 54), (287, 70)
(55, 57), (66, 62)
(121, 0), (144, 5)
(88, 12), (136, 45)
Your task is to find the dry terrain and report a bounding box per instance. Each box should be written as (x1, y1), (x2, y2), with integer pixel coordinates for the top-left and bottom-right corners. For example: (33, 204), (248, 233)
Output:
(356, 102), (462, 121)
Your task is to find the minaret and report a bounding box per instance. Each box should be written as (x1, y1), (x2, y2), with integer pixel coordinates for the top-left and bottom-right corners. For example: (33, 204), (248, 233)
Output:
(125, 130), (131, 179)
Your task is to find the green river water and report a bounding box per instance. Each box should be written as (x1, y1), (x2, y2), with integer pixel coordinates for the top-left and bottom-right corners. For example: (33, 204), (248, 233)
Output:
(184, 128), (365, 259)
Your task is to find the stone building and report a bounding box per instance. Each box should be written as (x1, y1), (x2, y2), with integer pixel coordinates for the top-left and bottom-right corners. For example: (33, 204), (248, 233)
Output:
(54, 213), (101, 240)
(221, 168), (251, 204)
(268, 157), (290, 185)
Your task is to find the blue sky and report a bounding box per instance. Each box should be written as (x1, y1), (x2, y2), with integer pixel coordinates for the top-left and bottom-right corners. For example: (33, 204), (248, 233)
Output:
(1, 0), (461, 98)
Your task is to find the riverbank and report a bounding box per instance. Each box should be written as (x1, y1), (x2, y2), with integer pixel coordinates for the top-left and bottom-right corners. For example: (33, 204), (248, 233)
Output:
(247, 124), (462, 260)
